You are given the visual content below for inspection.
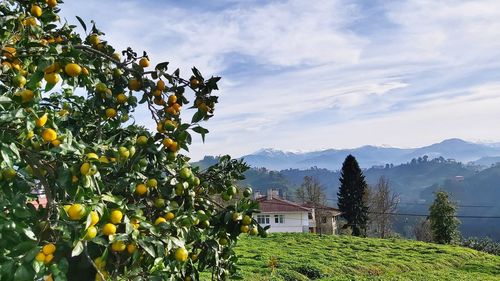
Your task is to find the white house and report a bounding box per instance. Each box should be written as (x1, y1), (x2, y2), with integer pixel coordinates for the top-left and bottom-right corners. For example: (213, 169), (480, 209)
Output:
(254, 189), (342, 234)
(254, 190), (311, 233)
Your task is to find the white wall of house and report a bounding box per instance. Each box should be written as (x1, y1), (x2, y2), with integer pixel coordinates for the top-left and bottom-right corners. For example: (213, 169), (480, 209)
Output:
(254, 212), (309, 233)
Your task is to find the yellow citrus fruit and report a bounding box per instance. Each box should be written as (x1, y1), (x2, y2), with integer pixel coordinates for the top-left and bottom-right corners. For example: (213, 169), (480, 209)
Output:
(154, 217), (167, 225)
(44, 62), (60, 74)
(67, 203), (85, 220)
(157, 80), (165, 91)
(86, 153), (99, 160)
(42, 243), (56, 255)
(51, 139), (61, 147)
(190, 78), (201, 88)
(174, 247), (189, 262)
(20, 89), (34, 103)
(169, 141), (179, 152)
(98, 156), (109, 163)
(152, 90), (162, 97)
(240, 225), (250, 233)
(167, 95), (177, 105)
(95, 82), (107, 93)
(116, 93), (127, 104)
(136, 135), (148, 146)
(90, 211), (99, 226)
(30, 5), (42, 17)
(139, 58), (150, 68)
(44, 254), (53, 264)
(81, 67), (89, 76)
(242, 215), (252, 225)
(135, 183), (147, 195)
(80, 162), (90, 175)
(44, 72), (60, 84)
(41, 128), (57, 142)
(88, 34), (100, 46)
(118, 146), (130, 159)
(110, 210), (123, 224)
(35, 252), (46, 262)
(2, 46), (16, 59)
(36, 113), (48, 127)
(127, 244), (137, 254)
(172, 103), (181, 112)
(44, 274), (54, 281)
(128, 79), (141, 91)
(23, 17), (37, 26)
(12, 75), (26, 88)
(112, 53), (121, 61)
(130, 218), (140, 229)
(162, 138), (173, 148)
(111, 241), (126, 252)
(165, 212), (175, 221)
(164, 120), (177, 131)
(46, 0), (57, 8)
(64, 63), (81, 77)
(63, 205), (71, 213)
(146, 178), (157, 188)
(105, 108), (117, 119)
(102, 223), (116, 235)
(85, 226), (97, 240)
(26, 130), (34, 139)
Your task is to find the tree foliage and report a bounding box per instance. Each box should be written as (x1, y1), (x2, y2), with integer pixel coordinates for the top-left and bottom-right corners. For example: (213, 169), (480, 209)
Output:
(295, 176), (325, 206)
(429, 191), (460, 244)
(0, 1), (266, 280)
(367, 176), (399, 238)
(337, 155), (369, 237)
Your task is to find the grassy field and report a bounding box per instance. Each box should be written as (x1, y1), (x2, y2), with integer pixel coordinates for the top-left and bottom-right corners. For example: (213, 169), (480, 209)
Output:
(230, 233), (500, 281)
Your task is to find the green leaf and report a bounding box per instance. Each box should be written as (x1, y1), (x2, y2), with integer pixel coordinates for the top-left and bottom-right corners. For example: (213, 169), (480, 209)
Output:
(25, 70), (44, 90)
(14, 264), (33, 281)
(191, 111), (203, 123)
(71, 241), (84, 257)
(0, 95), (11, 104)
(138, 240), (156, 258)
(75, 16), (87, 32)
(192, 126), (209, 142)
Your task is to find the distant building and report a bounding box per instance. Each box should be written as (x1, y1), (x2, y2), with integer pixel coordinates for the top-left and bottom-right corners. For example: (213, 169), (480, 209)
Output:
(454, 176), (464, 182)
(255, 190), (311, 233)
(301, 202), (342, 235)
(254, 189), (342, 234)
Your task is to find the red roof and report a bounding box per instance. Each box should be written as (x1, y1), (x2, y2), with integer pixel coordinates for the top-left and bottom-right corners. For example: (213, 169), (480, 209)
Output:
(301, 202), (342, 214)
(30, 196), (47, 209)
(257, 197), (312, 212)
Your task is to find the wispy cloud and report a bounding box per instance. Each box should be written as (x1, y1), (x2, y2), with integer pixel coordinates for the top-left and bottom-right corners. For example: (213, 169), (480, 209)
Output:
(60, 0), (500, 160)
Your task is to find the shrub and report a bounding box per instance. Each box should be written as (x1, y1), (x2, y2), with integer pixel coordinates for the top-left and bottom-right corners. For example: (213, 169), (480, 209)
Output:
(461, 237), (500, 256)
(293, 265), (322, 280)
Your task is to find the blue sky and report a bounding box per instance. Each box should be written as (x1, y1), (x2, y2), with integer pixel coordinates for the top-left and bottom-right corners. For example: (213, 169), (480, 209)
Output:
(60, 0), (500, 160)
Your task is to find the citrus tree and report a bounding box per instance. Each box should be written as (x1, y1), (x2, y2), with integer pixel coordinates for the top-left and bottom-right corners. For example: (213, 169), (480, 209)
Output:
(0, 1), (266, 280)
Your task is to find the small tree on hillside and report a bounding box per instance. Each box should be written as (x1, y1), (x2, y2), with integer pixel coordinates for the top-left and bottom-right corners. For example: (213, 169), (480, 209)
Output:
(413, 218), (433, 242)
(429, 191), (460, 244)
(367, 176), (399, 238)
(295, 176), (325, 205)
(337, 155), (369, 237)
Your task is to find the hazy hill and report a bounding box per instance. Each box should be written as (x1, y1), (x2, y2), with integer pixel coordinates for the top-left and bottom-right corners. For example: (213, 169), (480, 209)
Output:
(240, 138), (500, 170)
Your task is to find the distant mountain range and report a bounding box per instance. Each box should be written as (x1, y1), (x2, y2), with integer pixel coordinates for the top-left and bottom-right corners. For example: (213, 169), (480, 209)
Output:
(241, 138), (500, 170)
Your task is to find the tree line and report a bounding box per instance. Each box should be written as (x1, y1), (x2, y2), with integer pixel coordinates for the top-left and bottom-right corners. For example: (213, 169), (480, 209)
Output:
(295, 154), (461, 244)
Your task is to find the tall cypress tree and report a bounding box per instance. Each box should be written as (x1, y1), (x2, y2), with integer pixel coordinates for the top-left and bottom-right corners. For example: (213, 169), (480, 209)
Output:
(337, 155), (369, 236)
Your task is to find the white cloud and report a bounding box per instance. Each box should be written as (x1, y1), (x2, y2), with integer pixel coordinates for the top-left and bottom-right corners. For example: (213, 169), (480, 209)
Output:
(59, 0), (500, 160)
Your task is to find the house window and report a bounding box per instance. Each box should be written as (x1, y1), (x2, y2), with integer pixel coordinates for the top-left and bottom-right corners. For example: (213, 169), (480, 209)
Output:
(321, 216), (327, 224)
(274, 215), (284, 224)
(308, 213), (313, 220)
(257, 215), (270, 224)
